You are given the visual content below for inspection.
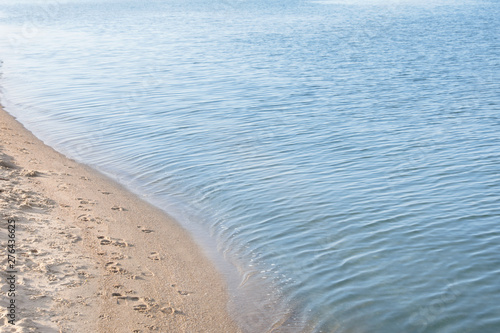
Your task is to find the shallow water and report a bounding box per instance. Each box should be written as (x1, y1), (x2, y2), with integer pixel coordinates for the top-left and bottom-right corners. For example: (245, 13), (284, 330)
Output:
(1, 0), (500, 331)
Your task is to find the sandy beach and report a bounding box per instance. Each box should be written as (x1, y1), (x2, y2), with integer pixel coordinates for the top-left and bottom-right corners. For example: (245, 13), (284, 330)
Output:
(0, 105), (241, 332)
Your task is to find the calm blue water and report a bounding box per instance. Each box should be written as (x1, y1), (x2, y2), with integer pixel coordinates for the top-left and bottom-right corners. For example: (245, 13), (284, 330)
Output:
(1, 0), (500, 331)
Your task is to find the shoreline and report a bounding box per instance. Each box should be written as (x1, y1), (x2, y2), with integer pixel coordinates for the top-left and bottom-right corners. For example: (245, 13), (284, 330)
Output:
(0, 105), (242, 332)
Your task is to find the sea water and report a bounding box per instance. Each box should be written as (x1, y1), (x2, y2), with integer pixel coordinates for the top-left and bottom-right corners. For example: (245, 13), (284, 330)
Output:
(1, 0), (499, 331)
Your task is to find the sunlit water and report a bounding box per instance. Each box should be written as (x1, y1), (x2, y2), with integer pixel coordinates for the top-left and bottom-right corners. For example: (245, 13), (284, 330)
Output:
(1, 0), (500, 331)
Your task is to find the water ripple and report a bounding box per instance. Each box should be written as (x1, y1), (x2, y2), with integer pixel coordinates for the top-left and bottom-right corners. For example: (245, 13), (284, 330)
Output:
(1, 0), (500, 332)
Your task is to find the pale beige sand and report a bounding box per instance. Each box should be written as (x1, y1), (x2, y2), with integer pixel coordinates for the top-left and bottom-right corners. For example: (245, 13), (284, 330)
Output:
(0, 106), (242, 333)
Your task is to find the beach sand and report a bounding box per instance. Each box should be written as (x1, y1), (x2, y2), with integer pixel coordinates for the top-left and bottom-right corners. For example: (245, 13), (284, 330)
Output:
(0, 106), (242, 332)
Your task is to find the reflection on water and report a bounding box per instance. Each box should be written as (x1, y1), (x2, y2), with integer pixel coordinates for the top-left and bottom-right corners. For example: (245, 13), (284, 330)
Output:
(1, 0), (500, 331)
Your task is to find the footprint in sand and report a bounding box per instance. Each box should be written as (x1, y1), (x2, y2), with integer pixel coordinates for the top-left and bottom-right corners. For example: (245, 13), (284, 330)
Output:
(133, 304), (148, 312)
(105, 262), (126, 274)
(137, 225), (154, 233)
(160, 307), (183, 315)
(110, 252), (125, 260)
(77, 270), (92, 279)
(63, 232), (82, 243)
(57, 183), (69, 190)
(111, 205), (127, 211)
(160, 307), (175, 314)
(132, 297), (165, 315)
(77, 198), (96, 205)
(78, 214), (91, 222)
(109, 294), (152, 313)
(147, 252), (161, 261)
(116, 295), (140, 302)
(113, 238), (130, 247)
(21, 170), (40, 177)
(99, 190), (112, 195)
(99, 238), (112, 246)
(98, 236), (131, 247)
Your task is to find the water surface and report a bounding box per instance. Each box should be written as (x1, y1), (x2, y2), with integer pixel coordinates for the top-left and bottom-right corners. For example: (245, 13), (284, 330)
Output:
(1, 0), (499, 331)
